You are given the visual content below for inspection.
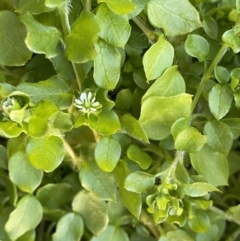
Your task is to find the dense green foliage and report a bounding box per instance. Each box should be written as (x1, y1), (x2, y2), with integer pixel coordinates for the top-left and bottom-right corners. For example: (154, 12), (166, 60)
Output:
(1, 0), (240, 240)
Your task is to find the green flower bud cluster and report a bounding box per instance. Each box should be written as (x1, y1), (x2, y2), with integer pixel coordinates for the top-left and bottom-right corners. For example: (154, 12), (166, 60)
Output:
(1, 97), (21, 117)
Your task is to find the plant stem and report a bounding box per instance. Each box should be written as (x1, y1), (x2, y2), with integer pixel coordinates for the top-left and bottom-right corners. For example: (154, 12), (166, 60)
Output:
(191, 43), (229, 113)
(139, 211), (160, 238)
(83, 0), (92, 11)
(132, 16), (157, 43)
(59, 8), (84, 91)
(62, 137), (83, 170)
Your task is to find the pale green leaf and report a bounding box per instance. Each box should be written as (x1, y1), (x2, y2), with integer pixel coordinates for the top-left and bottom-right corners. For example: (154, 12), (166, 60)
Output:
(139, 94), (192, 140)
(91, 225), (129, 241)
(98, 0), (135, 15)
(121, 114), (149, 143)
(222, 118), (240, 139)
(0, 11), (32, 66)
(26, 136), (65, 172)
(203, 16), (218, 40)
(203, 120), (233, 155)
(147, 0), (202, 36)
(237, 0), (240, 13)
(9, 151), (43, 193)
(97, 3), (131, 47)
(17, 230), (35, 241)
(185, 34), (209, 62)
(79, 161), (117, 201)
(143, 35), (174, 81)
(5, 195), (42, 241)
(142, 65), (186, 101)
(114, 161), (142, 218)
(93, 39), (121, 90)
(190, 145), (229, 186)
(166, 230), (194, 241)
(228, 205), (240, 223)
(18, 0), (52, 14)
(72, 190), (109, 236)
(188, 209), (210, 233)
(183, 182), (220, 197)
(222, 29), (240, 53)
(214, 66), (230, 84)
(124, 171), (155, 193)
(127, 145), (152, 169)
(208, 84), (233, 120)
(17, 76), (72, 109)
(52, 213), (84, 241)
(89, 111), (121, 135)
(65, 10), (100, 63)
(115, 89), (132, 110)
(0, 122), (24, 138)
(19, 12), (60, 58)
(94, 136), (121, 172)
(174, 127), (207, 153)
(171, 118), (189, 139)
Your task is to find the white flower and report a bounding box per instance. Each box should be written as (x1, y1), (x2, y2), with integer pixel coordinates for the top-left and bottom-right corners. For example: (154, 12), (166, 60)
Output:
(74, 91), (102, 114)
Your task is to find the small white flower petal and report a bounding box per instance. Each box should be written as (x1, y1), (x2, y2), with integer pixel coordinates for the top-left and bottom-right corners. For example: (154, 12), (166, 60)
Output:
(91, 97), (96, 103)
(75, 99), (83, 105)
(89, 108), (97, 112)
(80, 93), (87, 102)
(87, 92), (92, 101)
(92, 102), (100, 107)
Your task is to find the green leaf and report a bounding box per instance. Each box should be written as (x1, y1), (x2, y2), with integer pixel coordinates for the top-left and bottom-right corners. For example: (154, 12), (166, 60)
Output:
(147, 0), (201, 36)
(124, 171), (155, 193)
(139, 94), (192, 140)
(93, 39), (121, 90)
(0, 122), (24, 138)
(79, 161), (117, 201)
(65, 10), (100, 63)
(17, 76), (72, 109)
(72, 190), (108, 236)
(89, 111), (121, 135)
(222, 29), (240, 53)
(185, 34), (209, 62)
(222, 118), (240, 139)
(53, 112), (73, 132)
(203, 120), (233, 155)
(52, 213), (84, 241)
(98, 0), (135, 15)
(114, 161), (142, 218)
(5, 195), (43, 241)
(190, 145), (228, 186)
(183, 182), (220, 197)
(228, 205), (240, 223)
(19, 12), (60, 58)
(0, 145), (7, 169)
(171, 118), (189, 139)
(208, 84), (233, 120)
(26, 136), (65, 172)
(96, 3), (131, 47)
(94, 136), (121, 172)
(121, 114), (149, 143)
(0, 11), (32, 66)
(203, 16), (218, 40)
(143, 35), (174, 81)
(214, 66), (230, 84)
(174, 127), (207, 153)
(36, 183), (74, 209)
(18, 0), (52, 14)
(127, 145), (152, 169)
(115, 89), (132, 110)
(91, 225), (129, 241)
(9, 151), (43, 193)
(166, 229), (194, 241)
(142, 66), (186, 101)
(16, 230), (35, 241)
(188, 209), (210, 233)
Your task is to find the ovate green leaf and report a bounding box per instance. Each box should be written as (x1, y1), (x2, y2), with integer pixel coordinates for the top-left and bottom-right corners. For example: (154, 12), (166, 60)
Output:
(188, 209), (210, 233)
(222, 29), (240, 53)
(143, 35), (174, 81)
(139, 94), (192, 140)
(91, 225), (129, 241)
(0, 122), (24, 138)
(5, 195), (42, 241)
(124, 171), (155, 193)
(214, 66), (230, 84)
(94, 136), (121, 172)
(142, 65), (186, 101)
(97, 3), (131, 47)
(79, 161), (117, 201)
(147, 0), (202, 36)
(52, 213), (84, 241)
(208, 84), (233, 120)
(72, 190), (108, 236)
(203, 120), (233, 155)
(190, 145), (228, 186)
(166, 229), (194, 241)
(18, 0), (51, 14)
(203, 17), (218, 40)
(93, 39), (121, 90)
(65, 10), (100, 63)
(19, 12), (60, 58)
(0, 11), (32, 66)
(26, 136), (65, 172)
(185, 34), (209, 62)
(98, 0), (135, 15)
(9, 151), (43, 193)
(183, 182), (220, 197)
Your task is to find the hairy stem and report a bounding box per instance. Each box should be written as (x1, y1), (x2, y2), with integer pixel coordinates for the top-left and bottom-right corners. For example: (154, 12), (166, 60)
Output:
(82, 0), (92, 11)
(59, 8), (84, 91)
(132, 16), (157, 43)
(191, 43), (229, 113)
(62, 137), (83, 170)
